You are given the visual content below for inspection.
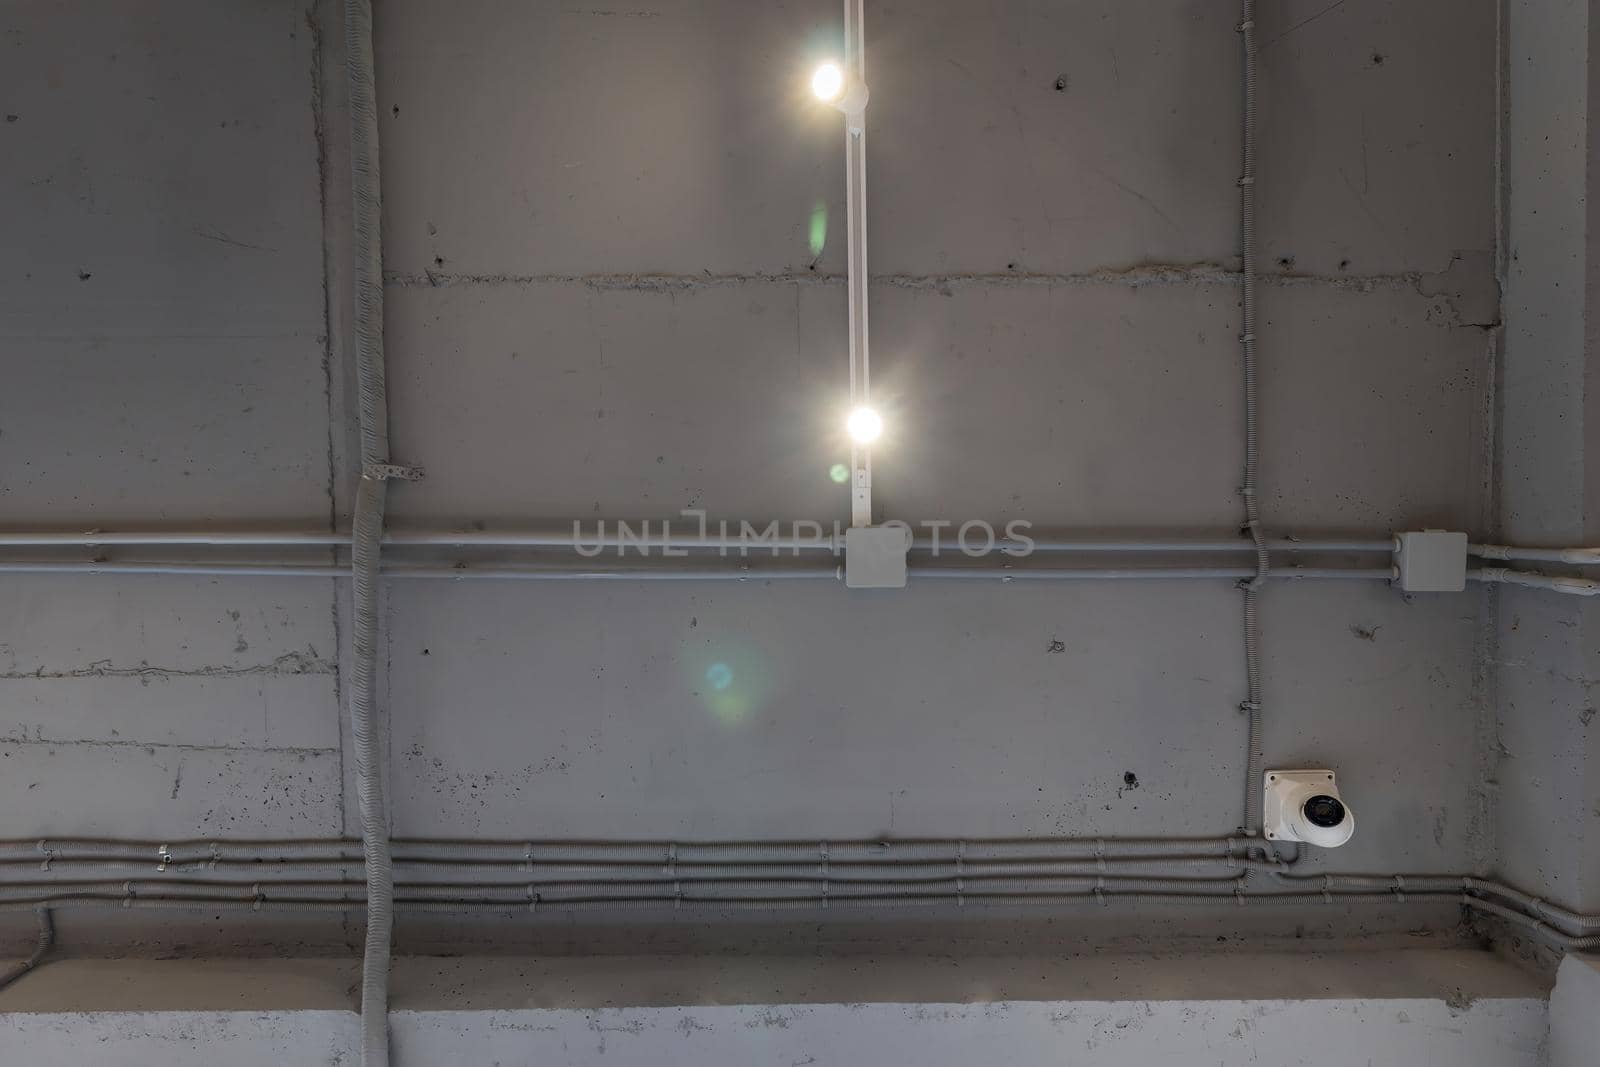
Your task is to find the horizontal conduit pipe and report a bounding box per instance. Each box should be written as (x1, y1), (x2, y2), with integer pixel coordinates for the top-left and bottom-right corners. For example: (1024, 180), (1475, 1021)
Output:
(1462, 897), (1600, 953)
(389, 836), (1282, 864)
(0, 888), (1469, 915)
(0, 875), (1262, 905)
(0, 855), (1291, 883)
(0, 560), (1398, 583)
(1464, 877), (1600, 931)
(51, 867), (1593, 927)
(1470, 568), (1600, 596)
(6, 844), (1597, 945)
(1, 836), (1294, 868)
(0, 562), (354, 578)
(909, 566), (1394, 582)
(1273, 872), (1600, 939)
(1469, 543), (1600, 565)
(0, 528), (1396, 554)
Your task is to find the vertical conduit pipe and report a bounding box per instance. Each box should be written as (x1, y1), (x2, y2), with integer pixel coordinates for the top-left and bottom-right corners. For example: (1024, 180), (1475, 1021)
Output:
(344, 2), (394, 1064)
(0, 907), (52, 992)
(1236, 2), (1269, 846)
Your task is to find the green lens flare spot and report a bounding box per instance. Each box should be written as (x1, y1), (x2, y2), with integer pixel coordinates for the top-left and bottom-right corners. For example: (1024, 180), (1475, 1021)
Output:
(829, 463), (850, 484)
(808, 201), (828, 259)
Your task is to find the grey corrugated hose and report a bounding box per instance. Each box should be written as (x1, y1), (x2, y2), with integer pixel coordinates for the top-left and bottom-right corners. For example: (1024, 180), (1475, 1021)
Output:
(0, 908), (53, 992)
(344, 0), (394, 1064)
(1237, 0), (1270, 848)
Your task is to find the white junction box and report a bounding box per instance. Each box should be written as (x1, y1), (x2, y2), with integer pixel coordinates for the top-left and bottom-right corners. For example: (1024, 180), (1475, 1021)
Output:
(1396, 530), (1468, 593)
(845, 525), (909, 588)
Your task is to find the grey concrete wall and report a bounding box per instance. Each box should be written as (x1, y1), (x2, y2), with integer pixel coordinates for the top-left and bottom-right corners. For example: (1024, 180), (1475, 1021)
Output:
(0, 0), (1513, 956)
(0, 0), (343, 855)
(375, 0), (1500, 879)
(1549, 953), (1600, 1067)
(1495, 0), (1600, 911)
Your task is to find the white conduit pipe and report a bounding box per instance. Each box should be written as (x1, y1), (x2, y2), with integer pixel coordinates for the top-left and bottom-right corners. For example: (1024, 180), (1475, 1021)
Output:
(909, 566), (1394, 582)
(1470, 543), (1600, 565)
(0, 559), (1396, 583)
(1470, 568), (1600, 597)
(0, 528), (1397, 553)
(344, 0), (393, 1062)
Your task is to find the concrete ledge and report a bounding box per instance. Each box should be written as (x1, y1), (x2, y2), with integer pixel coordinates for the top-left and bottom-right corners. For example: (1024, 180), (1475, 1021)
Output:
(0, 948), (1549, 1013)
(0, 950), (1552, 1065)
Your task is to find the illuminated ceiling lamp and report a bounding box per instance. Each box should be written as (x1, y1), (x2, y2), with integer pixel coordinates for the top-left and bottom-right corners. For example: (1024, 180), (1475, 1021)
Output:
(813, 3), (905, 589)
(811, 0), (875, 529)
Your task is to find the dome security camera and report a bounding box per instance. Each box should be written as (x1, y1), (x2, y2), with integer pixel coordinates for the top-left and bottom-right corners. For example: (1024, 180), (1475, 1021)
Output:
(1264, 769), (1354, 849)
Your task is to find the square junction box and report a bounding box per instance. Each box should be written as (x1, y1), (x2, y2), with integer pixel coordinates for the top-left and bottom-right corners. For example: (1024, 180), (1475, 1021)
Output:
(1396, 530), (1468, 593)
(845, 525), (909, 588)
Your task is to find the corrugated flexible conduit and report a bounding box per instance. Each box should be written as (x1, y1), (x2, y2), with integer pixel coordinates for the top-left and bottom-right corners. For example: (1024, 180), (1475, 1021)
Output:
(6, 886), (1592, 949)
(1236, 0), (1269, 849)
(2, 883), (1590, 950)
(0, 856), (1293, 883)
(0, 835), (1285, 864)
(5, 837), (1598, 940)
(0, 908), (52, 992)
(345, 1), (393, 1062)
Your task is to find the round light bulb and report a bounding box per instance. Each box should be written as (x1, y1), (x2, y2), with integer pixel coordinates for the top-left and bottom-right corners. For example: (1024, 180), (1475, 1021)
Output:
(811, 62), (845, 103)
(846, 406), (883, 444)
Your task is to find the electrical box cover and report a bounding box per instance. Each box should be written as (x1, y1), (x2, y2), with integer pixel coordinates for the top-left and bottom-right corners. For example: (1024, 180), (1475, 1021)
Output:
(1396, 530), (1468, 593)
(845, 525), (909, 589)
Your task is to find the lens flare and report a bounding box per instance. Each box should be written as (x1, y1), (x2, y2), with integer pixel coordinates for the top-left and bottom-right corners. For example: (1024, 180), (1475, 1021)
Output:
(811, 62), (845, 102)
(846, 406), (883, 444)
(829, 463), (850, 484)
(808, 201), (828, 258)
(705, 662), (733, 691)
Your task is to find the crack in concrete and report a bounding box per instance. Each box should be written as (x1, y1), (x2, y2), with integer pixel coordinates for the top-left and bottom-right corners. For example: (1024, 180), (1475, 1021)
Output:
(384, 265), (1241, 291)
(0, 734), (337, 756)
(385, 265), (1254, 291)
(0, 650), (336, 681)
(383, 263), (1486, 299)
